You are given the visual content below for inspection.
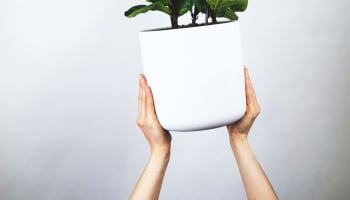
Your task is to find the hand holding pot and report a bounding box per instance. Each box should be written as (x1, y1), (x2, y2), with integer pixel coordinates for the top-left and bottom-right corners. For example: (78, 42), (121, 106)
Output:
(136, 74), (172, 154)
(131, 74), (172, 200)
(227, 67), (260, 142)
(226, 68), (278, 199)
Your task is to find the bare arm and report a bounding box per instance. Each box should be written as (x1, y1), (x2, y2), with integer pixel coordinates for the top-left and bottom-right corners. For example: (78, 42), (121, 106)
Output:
(129, 74), (171, 200)
(227, 67), (278, 200)
(130, 151), (169, 200)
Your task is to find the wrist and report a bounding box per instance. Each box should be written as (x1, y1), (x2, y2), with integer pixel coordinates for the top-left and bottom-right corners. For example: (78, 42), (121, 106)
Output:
(151, 147), (171, 161)
(229, 133), (249, 147)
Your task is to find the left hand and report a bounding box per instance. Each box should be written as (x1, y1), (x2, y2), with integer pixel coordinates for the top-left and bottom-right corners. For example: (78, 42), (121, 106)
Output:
(136, 74), (171, 154)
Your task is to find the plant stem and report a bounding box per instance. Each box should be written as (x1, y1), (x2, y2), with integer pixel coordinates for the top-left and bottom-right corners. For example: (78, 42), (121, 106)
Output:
(191, 7), (199, 25)
(210, 10), (217, 23)
(171, 16), (178, 28)
(170, 0), (178, 28)
(205, 7), (209, 24)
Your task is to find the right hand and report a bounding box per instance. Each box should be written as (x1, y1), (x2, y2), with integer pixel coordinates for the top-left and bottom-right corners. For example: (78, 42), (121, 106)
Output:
(136, 74), (172, 154)
(227, 67), (260, 142)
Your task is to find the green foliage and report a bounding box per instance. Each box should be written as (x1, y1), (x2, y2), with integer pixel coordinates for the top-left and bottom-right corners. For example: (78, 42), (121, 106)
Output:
(215, 0), (248, 20)
(203, 0), (247, 22)
(125, 0), (193, 18)
(216, 6), (238, 20)
(206, 0), (247, 11)
(124, 3), (171, 17)
(194, 0), (207, 12)
(176, 0), (194, 16)
(124, 0), (248, 28)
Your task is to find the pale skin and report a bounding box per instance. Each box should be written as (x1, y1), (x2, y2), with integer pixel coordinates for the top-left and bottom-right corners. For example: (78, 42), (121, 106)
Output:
(130, 67), (278, 200)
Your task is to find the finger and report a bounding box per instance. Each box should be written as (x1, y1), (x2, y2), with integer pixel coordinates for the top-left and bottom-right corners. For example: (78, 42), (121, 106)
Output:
(138, 74), (143, 113)
(245, 67), (260, 118)
(244, 67), (252, 106)
(141, 74), (154, 117)
(146, 85), (156, 116)
(246, 69), (259, 107)
(140, 75), (147, 120)
(142, 73), (148, 86)
(246, 69), (261, 118)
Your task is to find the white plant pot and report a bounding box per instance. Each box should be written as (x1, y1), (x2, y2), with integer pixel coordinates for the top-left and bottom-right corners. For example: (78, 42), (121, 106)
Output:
(139, 21), (245, 132)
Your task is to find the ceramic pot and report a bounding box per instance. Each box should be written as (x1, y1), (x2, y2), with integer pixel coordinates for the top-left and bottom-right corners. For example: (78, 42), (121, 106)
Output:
(139, 21), (245, 131)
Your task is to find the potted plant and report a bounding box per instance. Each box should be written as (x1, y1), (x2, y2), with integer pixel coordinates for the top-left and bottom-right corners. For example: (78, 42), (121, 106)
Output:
(125, 0), (248, 132)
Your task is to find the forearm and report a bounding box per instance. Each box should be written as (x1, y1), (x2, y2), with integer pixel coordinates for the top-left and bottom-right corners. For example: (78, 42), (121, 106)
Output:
(129, 151), (170, 200)
(230, 136), (278, 200)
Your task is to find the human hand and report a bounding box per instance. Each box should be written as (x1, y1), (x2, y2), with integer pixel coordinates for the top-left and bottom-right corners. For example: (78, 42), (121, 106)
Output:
(130, 74), (171, 200)
(227, 67), (260, 143)
(136, 74), (171, 154)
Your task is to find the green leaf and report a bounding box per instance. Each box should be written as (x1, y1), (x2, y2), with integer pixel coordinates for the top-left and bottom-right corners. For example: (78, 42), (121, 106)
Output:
(146, 0), (168, 4)
(124, 3), (171, 18)
(218, 0), (248, 12)
(206, 0), (247, 13)
(194, 0), (207, 12)
(176, 0), (194, 16)
(205, 0), (220, 10)
(215, 0), (247, 20)
(216, 7), (238, 20)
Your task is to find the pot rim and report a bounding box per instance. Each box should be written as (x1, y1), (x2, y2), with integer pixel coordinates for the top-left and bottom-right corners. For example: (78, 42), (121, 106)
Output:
(140, 20), (234, 32)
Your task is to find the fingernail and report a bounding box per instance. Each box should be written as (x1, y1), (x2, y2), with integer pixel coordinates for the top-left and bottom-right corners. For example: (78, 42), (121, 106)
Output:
(139, 75), (144, 85)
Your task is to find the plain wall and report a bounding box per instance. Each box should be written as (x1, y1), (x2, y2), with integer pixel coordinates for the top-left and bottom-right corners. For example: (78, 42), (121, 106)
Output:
(1, 0), (349, 199)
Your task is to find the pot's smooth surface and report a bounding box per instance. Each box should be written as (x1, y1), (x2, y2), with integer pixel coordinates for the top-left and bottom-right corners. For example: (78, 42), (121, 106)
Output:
(139, 22), (245, 131)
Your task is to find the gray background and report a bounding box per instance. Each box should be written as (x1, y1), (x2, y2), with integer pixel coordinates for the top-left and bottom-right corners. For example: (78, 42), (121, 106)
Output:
(1, 0), (349, 199)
